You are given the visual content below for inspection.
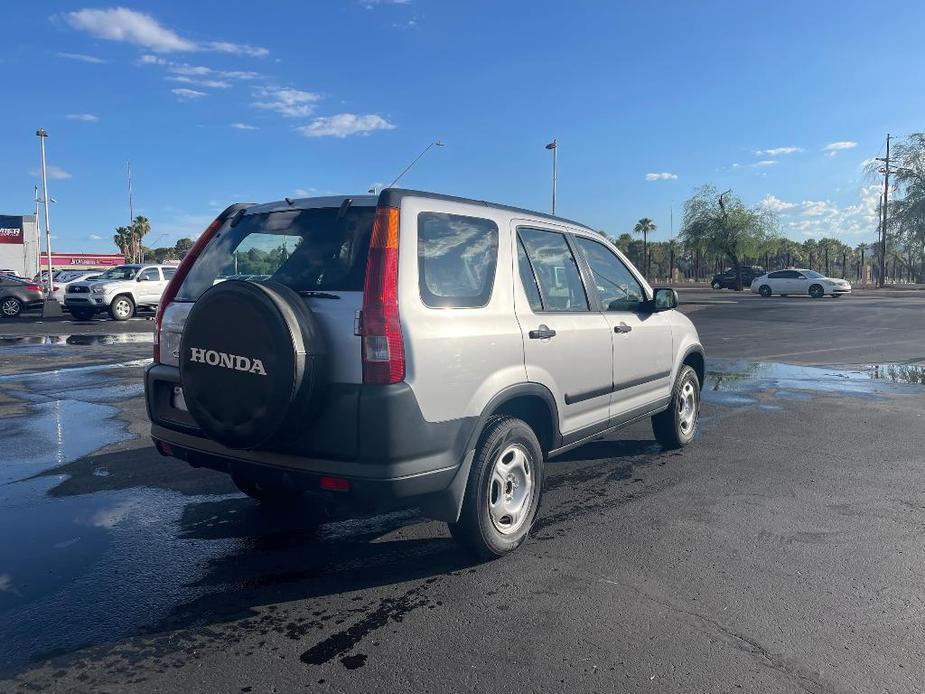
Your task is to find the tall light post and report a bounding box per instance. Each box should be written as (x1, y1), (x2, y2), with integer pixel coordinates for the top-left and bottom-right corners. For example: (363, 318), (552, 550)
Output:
(545, 139), (557, 215)
(32, 185), (42, 278)
(35, 129), (62, 315)
(387, 141), (445, 188)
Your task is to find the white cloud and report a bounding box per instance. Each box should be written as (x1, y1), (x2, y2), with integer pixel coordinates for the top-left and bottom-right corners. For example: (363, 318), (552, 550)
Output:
(755, 146), (801, 156)
(64, 8), (267, 56)
(362, 0), (411, 6)
(252, 87), (322, 117)
(759, 194), (797, 212)
(751, 160), (778, 168)
(296, 113), (396, 138)
(171, 88), (207, 100)
(167, 75), (231, 89)
(295, 188), (317, 196)
(30, 166), (72, 180)
(138, 54), (167, 65)
(824, 141), (858, 157)
(645, 172), (678, 181)
(767, 185), (882, 239)
(57, 51), (107, 64)
(89, 233), (102, 240)
(824, 141), (858, 151)
(66, 113), (99, 122)
(230, 122), (259, 130)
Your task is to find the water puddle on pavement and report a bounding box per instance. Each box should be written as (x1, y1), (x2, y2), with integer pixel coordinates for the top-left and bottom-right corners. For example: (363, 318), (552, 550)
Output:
(0, 334), (153, 347)
(704, 359), (925, 406)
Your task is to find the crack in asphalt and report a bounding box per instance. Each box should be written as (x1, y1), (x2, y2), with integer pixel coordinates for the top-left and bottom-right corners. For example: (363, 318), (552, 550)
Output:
(597, 577), (847, 694)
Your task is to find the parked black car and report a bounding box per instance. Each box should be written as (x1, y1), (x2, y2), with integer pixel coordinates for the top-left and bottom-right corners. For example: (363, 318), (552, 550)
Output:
(710, 266), (765, 290)
(0, 276), (45, 318)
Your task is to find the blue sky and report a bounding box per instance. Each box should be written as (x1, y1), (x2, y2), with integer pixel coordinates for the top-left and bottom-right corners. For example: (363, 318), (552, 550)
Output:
(1, 1), (923, 253)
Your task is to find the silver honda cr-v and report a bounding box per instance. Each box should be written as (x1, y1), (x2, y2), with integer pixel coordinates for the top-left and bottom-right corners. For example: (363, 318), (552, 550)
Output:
(145, 189), (704, 558)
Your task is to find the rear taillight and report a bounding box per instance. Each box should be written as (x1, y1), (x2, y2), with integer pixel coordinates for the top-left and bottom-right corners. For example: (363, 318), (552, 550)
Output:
(361, 205), (404, 384)
(25, 284), (43, 292)
(52, 285), (60, 291)
(153, 215), (224, 363)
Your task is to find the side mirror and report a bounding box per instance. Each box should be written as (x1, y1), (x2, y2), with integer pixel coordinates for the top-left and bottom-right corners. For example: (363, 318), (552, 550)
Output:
(650, 287), (678, 311)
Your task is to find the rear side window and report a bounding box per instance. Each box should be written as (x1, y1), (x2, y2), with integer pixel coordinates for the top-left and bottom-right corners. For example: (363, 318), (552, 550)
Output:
(768, 271), (786, 279)
(417, 212), (498, 308)
(518, 228), (589, 312)
(163, 267), (176, 280)
(176, 206), (375, 302)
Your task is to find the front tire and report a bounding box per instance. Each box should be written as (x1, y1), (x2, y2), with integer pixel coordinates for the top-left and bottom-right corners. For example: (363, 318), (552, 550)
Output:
(109, 295), (135, 321)
(449, 416), (544, 560)
(809, 284), (824, 299)
(758, 284), (772, 297)
(1, 297), (23, 318)
(652, 365), (700, 449)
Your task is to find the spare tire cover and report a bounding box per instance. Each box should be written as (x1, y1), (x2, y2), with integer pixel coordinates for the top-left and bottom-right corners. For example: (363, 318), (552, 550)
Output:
(179, 280), (327, 449)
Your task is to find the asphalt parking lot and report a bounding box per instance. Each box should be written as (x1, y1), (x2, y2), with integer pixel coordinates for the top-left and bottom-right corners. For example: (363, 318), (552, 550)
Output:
(1, 288), (924, 693)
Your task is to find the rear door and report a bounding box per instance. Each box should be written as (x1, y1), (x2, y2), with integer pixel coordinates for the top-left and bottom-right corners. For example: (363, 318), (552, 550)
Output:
(571, 235), (673, 416)
(513, 224), (613, 436)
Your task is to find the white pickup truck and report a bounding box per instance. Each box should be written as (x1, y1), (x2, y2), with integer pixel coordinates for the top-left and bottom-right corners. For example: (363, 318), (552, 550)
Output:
(64, 264), (176, 321)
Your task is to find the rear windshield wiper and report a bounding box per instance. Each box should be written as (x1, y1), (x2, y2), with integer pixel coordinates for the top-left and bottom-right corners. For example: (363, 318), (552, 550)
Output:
(297, 290), (341, 299)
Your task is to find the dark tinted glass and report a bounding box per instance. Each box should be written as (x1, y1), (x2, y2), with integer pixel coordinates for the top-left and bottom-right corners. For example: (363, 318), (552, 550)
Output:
(139, 268), (160, 281)
(517, 238), (543, 312)
(417, 212), (498, 308)
(518, 228), (588, 312)
(176, 206), (376, 302)
(163, 267), (176, 279)
(768, 271), (787, 279)
(574, 236), (645, 312)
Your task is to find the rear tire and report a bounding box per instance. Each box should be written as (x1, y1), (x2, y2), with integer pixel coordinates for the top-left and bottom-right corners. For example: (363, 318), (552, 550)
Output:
(71, 308), (95, 321)
(809, 284), (824, 299)
(449, 416), (544, 560)
(1, 297), (23, 318)
(758, 284), (772, 297)
(652, 365), (700, 450)
(109, 295), (135, 321)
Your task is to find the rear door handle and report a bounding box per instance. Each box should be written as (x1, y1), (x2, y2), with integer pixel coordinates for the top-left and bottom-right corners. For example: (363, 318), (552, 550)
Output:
(529, 324), (557, 340)
(614, 322), (632, 334)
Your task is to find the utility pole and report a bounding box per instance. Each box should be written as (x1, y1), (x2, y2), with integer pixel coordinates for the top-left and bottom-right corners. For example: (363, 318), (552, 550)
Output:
(33, 185), (42, 278)
(545, 139), (557, 215)
(876, 134), (891, 288)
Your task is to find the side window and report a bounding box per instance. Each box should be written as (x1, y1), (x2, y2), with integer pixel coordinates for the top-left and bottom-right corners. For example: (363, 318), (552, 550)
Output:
(573, 236), (645, 312)
(768, 271), (786, 279)
(518, 228), (589, 312)
(139, 268), (159, 282)
(417, 212), (498, 308)
(162, 267), (177, 280)
(516, 238), (543, 312)
(785, 270), (802, 279)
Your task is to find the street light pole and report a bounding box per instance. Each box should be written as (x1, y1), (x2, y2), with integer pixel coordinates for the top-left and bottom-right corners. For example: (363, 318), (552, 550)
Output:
(545, 139), (557, 214)
(36, 128), (63, 316)
(33, 185), (42, 278)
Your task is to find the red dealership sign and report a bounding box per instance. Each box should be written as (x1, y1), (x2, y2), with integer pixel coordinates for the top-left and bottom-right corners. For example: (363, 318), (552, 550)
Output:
(0, 216), (24, 244)
(49, 253), (125, 266)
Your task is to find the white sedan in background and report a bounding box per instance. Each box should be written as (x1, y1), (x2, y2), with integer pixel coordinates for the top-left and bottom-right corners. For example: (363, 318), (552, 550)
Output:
(751, 269), (852, 298)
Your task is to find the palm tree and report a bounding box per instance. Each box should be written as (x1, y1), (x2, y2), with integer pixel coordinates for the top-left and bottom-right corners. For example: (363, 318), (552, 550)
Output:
(113, 226), (132, 260)
(633, 218), (656, 277)
(129, 216), (150, 263)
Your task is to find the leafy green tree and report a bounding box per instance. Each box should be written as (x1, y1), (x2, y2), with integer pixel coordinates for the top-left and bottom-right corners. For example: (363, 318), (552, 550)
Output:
(680, 186), (778, 290)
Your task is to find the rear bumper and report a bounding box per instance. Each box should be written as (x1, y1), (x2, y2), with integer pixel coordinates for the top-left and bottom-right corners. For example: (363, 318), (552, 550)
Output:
(145, 363), (477, 520)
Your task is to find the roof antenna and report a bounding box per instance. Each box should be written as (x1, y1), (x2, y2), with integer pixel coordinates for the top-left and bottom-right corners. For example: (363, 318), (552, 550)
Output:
(284, 197), (294, 206)
(337, 198), (353, 220)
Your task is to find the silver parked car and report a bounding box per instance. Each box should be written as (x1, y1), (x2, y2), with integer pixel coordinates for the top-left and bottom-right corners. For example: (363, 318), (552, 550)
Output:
(145, 191), (705, 558)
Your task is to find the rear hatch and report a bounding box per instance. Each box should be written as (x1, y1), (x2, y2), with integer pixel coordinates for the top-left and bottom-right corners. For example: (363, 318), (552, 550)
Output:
(163, 198), (376, 384)
(155, 197), (377, 459)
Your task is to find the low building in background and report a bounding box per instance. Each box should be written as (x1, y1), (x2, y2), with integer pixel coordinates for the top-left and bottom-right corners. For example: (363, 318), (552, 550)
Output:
(1, 213), (125, 278)
(0, 215), (40, 277)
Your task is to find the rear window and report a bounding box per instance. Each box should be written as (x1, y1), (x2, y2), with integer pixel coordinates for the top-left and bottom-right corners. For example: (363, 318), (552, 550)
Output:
(417, 212), (498, 308)
(175, 206), (376, 302)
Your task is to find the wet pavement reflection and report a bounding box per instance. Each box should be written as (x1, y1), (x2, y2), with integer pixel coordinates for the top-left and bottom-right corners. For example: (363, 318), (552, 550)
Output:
(0, 356), (923, 675)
